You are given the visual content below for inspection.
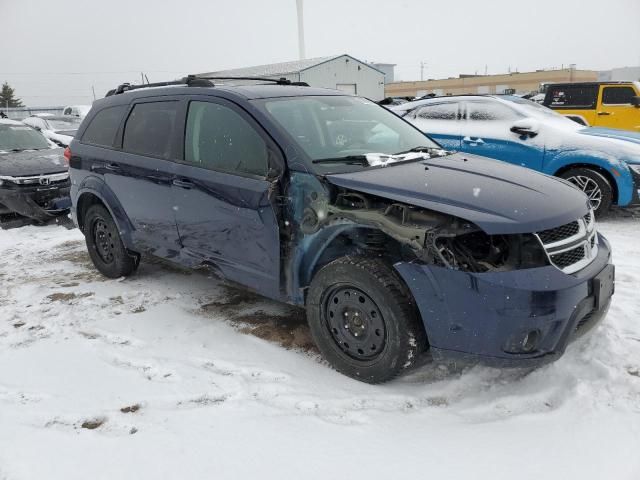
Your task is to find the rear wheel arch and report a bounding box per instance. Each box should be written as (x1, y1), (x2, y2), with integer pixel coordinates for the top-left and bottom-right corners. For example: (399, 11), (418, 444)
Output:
(76, 189), (136, 251)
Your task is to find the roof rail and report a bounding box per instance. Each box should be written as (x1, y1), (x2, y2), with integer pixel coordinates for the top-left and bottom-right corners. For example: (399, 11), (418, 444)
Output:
(105, 75), (309, 97)
(105, 75), (213, 97)
(196, 76), (309, 87)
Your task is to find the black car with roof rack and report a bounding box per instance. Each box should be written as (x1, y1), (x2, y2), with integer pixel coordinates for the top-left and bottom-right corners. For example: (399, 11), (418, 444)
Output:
(66, 75), (614, 383)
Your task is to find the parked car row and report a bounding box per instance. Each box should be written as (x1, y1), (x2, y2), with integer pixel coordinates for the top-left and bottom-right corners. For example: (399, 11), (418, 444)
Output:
(59, 77), (616, 383)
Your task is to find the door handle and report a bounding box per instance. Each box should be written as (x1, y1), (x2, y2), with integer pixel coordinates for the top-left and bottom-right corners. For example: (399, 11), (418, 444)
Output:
(105, 163), (121, 171)
(597, 111), (611, 116)
(463, 136), (485, 145)
(172, 178), (194, 189)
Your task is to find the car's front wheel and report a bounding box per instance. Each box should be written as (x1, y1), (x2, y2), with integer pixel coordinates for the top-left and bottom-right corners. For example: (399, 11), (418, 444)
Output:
(559, 167), (613, 215)
(306, 257), (426, 383)
(84, 204), (138, 278)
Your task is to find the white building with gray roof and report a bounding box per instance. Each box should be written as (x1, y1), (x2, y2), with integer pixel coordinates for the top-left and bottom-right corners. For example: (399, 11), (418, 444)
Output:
(198, 54), (386, 100)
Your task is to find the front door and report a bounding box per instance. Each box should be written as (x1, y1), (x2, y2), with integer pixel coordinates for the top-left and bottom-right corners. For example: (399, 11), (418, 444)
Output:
(459, 100), (544, 171)
(172, 98), (281, 299)
(594, 85), (640, 131)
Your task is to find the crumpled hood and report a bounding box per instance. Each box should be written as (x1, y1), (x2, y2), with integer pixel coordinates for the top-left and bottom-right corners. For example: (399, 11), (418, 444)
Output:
(578, 127), (640, 146)
(325, 153), (590, 234)
(0, 149), (67, 177)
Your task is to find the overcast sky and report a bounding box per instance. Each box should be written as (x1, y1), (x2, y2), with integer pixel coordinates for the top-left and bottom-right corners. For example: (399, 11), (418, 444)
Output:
(2, 0), (640, 106)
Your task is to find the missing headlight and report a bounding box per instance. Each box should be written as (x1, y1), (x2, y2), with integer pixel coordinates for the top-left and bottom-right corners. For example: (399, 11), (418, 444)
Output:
(427, 231), (548, 272)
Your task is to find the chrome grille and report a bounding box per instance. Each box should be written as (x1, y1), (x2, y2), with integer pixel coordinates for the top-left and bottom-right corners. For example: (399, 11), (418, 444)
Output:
(535, 209), (598, 274)
(550, 245), (586, 269)
(537, 221), (580, 244)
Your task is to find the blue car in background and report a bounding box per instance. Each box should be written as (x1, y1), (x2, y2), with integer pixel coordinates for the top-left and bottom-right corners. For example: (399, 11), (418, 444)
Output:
(393, 95), (640, 214)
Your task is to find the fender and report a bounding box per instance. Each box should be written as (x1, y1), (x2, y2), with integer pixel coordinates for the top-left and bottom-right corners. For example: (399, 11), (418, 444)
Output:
(543, 149), (635, 206)
(75, 174), (136, 251)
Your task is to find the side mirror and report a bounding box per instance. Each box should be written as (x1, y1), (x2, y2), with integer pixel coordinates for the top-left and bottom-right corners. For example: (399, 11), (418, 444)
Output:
(510, 118), (540, 137)
(631, 96), (640, 107)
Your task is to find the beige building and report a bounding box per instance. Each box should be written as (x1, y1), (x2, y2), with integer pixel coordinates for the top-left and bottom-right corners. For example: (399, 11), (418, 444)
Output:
(385, 68), (599, 98)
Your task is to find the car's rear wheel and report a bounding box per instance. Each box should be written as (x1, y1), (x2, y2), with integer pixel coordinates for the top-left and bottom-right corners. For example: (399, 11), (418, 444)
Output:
(84, 204), (138, 278)
(559, 167), (612, 215)
(306, 257), (426, 383)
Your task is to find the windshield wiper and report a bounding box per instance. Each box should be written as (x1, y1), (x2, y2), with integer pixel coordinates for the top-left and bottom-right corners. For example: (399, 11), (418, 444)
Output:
(312, 155), (370, 166)
(393, 146), (444, 155)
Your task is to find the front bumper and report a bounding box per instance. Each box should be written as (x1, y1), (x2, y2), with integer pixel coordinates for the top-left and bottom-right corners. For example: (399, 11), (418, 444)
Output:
(0, 182), (71, 221)
(395, 234), (613, 367)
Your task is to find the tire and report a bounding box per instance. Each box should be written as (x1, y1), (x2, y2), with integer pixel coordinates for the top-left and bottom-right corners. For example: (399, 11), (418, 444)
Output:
(559, 168), (612, 216)
(306, 257), (426, 383)
(83, 204), (138, 278)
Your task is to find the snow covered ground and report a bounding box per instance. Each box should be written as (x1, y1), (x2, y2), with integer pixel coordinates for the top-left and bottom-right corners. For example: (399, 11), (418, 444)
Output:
(1, 213), (639, 480)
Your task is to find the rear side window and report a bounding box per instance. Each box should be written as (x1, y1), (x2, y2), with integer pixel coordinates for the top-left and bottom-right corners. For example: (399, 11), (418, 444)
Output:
(184, 101), (268, 177)
(81, 105), (126, 147)
(467, 101), (518, 121)
(122, 102), (178, 159)
(546, 85), (598, 108)
(602, 86), (636, 105)
(414, 103), (459, 120)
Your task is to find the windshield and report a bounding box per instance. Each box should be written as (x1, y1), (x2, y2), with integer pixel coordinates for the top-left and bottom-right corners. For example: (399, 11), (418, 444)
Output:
(47, 117), (81, 131)
(0, 124), (50, 152)
(260, 96), (439, 170)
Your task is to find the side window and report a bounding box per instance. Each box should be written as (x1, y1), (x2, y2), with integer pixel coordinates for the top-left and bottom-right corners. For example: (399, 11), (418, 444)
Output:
(184, 101), (268, 177)
(81, 105), (127, 147)
(467, 101), (518, 121)
(122, 102), (178, 159)
(63, 108), (71, 115)
(602, 87), (636, 105)
(547, 85), (598, 108)
(414, 103), (459, 120)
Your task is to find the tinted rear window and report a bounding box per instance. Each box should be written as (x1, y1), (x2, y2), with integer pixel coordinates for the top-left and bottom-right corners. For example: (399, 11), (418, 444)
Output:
(545, 85), (598, 108)
(81, 105), (126, 147)
(122, 102), (178, 159)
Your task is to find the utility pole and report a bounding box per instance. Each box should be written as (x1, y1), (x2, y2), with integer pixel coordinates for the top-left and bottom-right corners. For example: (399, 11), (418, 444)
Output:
(92, 85), (96, 101)
(420, 61), (427, 81)
(296, 0), (306, 60)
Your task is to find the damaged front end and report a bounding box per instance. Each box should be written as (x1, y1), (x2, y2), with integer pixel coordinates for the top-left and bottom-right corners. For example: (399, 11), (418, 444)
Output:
(291, 179), (612, 368)
(0, 172), (71, 222)
(313, 189), (550, 274)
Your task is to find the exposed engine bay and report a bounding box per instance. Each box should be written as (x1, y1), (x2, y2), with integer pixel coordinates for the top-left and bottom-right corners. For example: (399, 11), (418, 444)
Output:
(301, 188), (549, 273)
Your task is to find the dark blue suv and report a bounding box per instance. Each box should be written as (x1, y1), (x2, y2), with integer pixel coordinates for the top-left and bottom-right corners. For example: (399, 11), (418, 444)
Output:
(68, 77), (615, 383)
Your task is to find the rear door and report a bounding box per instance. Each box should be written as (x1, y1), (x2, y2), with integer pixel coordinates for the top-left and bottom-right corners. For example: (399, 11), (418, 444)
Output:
(105, 98), (182, 256)
(459, 99), (544, 171)
(405, 101), (462, 150)
(594, 85), (639, 130)
(172, 97), (282, 298)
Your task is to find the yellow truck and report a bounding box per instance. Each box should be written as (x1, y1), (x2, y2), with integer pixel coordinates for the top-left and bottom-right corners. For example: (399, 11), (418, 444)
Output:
(543, 81), (640, 132)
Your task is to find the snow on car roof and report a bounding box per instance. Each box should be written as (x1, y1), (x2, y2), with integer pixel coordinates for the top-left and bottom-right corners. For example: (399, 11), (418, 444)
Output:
(0, 119), (24, 126)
